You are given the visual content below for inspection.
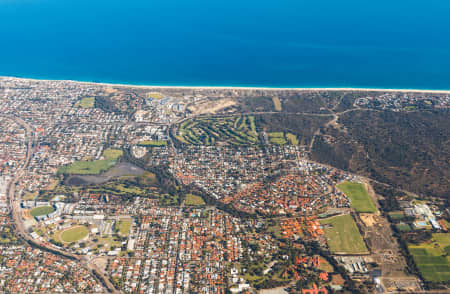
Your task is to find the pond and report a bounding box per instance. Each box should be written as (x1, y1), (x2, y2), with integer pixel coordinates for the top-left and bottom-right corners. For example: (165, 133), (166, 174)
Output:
(64, 162), (145, 186)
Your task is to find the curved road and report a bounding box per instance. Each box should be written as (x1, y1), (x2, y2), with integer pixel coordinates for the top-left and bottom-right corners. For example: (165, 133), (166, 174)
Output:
(2, 115), (120, 294)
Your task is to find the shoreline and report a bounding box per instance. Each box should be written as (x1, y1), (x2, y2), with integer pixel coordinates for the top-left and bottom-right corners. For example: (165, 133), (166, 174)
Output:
(2, 75), (450, 94)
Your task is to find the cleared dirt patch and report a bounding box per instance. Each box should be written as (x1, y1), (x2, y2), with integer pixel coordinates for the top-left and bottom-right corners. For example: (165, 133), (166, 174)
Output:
(272, 96), (282, 111)
(22, 209), (32, 220)
(360, 213), (377, 227)
(188, 98), (236, 115)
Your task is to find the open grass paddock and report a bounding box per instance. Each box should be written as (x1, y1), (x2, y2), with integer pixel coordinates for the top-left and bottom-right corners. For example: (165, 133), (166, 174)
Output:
(337, 181), (377, 213)
(30, 205), (55, 217)
(320, 214), (368, 254)
(60, 226), (89, 243)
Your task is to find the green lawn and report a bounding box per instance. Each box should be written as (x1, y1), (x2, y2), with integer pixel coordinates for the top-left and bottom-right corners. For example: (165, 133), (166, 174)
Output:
(137, 140), (168, 147)
(267, 224), (283, 239)
(58, 159), (115, 175)
(286, 133), (299, 145)
(159, 193), (179, 206)
(320, 214), (369, 254)
(269, 132), (284, 137)
(110, 183), (146, 195)
(268, 132), (287, 145)
(117, 220), (132, 236)
(249, 116), (257, 136)
(185, 194), (205, 206)
(76, 97), (95, 108)
(408, 233), (450, 282)
(389, 211), (406, 220)
(337, 181), (377, 213)
(103, 149), (123, 160)
(82, 172), (158, 198)
(396, 223), (412, 232)
(30, 205), (55, 217)
(95, 235), (122, 251)
(0, 226), (18, 244)
(58, 148), (122, 175)
(139, 172), (158, 186)
(60, 226), (89, 243)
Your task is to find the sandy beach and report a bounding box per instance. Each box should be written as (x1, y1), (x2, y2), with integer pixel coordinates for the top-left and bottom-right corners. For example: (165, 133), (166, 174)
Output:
(2, 76), (450, 94)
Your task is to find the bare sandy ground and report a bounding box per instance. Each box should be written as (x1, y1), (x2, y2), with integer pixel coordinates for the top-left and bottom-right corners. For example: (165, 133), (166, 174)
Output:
(360, 213), (377, 227)
(187, 98), (237, 114)
(259, 287), (288, 294)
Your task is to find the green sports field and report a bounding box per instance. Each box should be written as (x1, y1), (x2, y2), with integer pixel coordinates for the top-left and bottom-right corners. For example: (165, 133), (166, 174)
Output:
(337, 181), (377, 213)
(389, 211), (405, 220)
(60, 226), (89, 243)
(116, 220), (132, 236)
(185, 194), (205, 206)
(409, 233), (450, 282)
(320, 214), (369, 254)
(137, 140), (168, 147)
(30, 205), (55, 217)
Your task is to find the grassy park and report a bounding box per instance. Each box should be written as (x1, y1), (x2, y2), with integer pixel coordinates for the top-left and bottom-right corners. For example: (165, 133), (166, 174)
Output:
(30, 205), (55, 217)
(58, 148), (123, 175)
(320, 214), (369, 254)
(337, 181), (377, 213)
(75, 97), (95, 108)
(0, 226), (19, 244)
(158, 193), (180, 206)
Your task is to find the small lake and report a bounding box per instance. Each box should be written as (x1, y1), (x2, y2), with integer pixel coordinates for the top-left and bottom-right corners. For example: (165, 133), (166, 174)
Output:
(65, 162), (146, 186)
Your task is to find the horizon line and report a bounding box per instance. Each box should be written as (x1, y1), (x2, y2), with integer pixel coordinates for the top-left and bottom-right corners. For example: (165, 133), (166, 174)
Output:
(2, 75), (450, 94)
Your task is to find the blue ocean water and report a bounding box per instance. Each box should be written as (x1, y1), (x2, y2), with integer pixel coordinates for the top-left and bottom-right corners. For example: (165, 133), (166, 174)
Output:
(1, 0), (450, 89)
